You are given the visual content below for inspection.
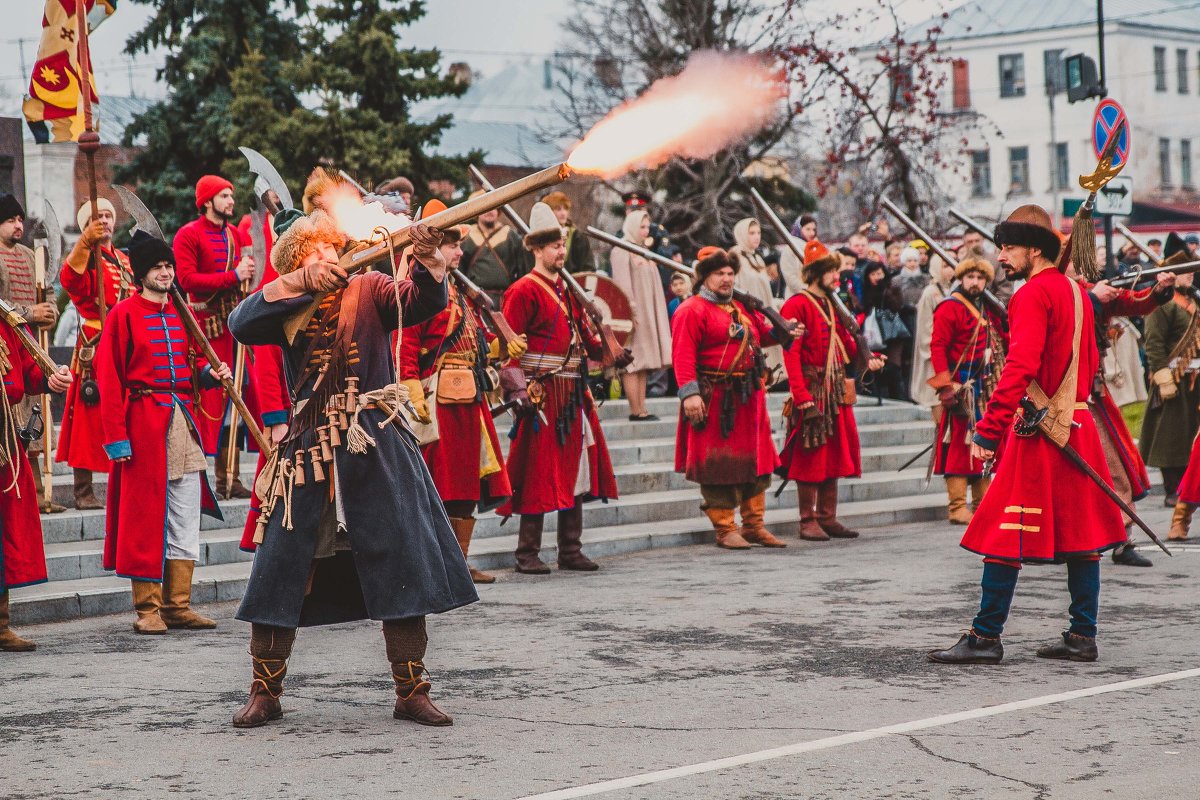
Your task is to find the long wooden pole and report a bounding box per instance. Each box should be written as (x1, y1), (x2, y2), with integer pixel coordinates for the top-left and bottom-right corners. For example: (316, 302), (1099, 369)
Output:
(33, 248), (53, 507)
(75, 1), (105, 324)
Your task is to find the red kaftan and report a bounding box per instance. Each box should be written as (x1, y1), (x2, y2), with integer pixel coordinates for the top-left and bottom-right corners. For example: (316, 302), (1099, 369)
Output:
(0, 321), (49, 590)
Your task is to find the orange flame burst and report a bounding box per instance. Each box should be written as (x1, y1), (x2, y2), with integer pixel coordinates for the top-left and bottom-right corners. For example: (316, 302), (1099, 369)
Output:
(567, 51), (784, 179)
(326, 184), (412, 241)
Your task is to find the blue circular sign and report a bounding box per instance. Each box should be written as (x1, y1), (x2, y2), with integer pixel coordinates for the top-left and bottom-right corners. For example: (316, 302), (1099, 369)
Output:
(1092, 99), (1130, 168)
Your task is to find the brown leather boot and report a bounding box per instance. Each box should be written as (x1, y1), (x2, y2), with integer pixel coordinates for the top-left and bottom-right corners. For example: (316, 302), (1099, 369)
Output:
(131, 580), (168, 634)
(796, 482), (828, 541)
(161, 559), (217, 629)
(1168, 501), (1194, 541)
(392, 660), (453, 726)
(232, 625), (294, 728)
(946, 476), (972, 525)
(705, 506), (751, 549)
(0, 591), (36, 651)
(970, 476), (990, 508)
(73, 468), (103, 511)
(215, 446), (252, 500)
(817, 479), (859, 538)
(557, 500), (598, 571)
(515, 514), (551, 574)
(449, 517), (495, 583)
(738, 492), (786, 547)
(29, 465), (65, 514)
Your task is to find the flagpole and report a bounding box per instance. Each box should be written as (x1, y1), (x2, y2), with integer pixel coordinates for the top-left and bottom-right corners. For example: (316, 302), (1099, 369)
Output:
(75, 0), (105, 323)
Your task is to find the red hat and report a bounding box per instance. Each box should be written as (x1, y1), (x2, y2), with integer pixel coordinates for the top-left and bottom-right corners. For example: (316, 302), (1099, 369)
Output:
(419, 199), (466, 244)
(801, 239), (841, 284)
(195, 175), (234, 210)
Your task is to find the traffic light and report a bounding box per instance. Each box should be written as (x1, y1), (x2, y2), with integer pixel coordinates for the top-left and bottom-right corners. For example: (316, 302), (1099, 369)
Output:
(1065, 54), (1104, 103)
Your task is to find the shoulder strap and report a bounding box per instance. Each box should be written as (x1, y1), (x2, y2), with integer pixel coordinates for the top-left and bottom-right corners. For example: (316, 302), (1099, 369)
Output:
(1027, 278), (1083, 447)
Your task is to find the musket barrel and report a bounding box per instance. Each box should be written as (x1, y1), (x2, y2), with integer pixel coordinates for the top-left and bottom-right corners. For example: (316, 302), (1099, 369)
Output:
(879, 196), (959, 269)
(469, 165), (532, 235)
(1115, 222), (1162, 266)
(585, 226), (697, 278)
(949, 207), (996, 244)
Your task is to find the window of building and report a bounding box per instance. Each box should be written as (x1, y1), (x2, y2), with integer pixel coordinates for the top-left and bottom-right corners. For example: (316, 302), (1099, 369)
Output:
(952, 59), (970, 109)
(1155, 47), (1168, 91)
(1160, 138), (1172, 187)
(1051, 142), (1070, 191)
(1009, 146), (1030, 195)
(971, 150), (991, 197)
(890, 63), (914, 108)
(1183, 140), (1193, 189)
(999, 53), (1025, 98)
(1179, 49), (1190, 94)
(1043, 49), (1066, 95)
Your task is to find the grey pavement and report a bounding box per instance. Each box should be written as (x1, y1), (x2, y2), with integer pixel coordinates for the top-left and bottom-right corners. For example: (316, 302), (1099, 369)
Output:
(2, 502), (1199, 799)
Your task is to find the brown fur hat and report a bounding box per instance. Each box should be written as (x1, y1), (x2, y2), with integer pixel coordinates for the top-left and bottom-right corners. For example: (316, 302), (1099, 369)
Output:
(270, 210), (348, 275)
(954, 254), (995, 282)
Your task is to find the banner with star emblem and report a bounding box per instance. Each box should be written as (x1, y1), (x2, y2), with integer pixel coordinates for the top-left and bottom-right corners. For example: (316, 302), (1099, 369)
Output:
(22, 0), (117, 144)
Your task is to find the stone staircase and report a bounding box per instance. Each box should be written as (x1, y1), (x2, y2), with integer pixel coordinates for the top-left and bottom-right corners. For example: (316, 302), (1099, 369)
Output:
(11, 395), (943, 624)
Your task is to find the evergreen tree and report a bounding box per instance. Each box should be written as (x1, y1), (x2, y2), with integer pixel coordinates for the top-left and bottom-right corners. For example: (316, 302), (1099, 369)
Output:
(116, 1), (307, 234)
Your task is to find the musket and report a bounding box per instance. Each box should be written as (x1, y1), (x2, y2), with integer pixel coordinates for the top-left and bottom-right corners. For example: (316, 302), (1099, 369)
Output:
(450, 269), (518, 350)
(746, 187), (869, 370)
(1110, 258), (1200, 288)
(880, 196), (1009, 330)
(1115, 222), (1159, 264)
(584, 226), (798, 348)
(0, 299), (60, 376)
(115, 186), (272, 455)
(948, 208), (996, 245)
(469, 165), (631, 369)
(1017, 398), (1170, 556)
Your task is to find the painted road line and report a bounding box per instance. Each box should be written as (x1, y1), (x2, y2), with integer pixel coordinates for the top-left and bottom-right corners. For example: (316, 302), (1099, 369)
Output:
(516, 667), (1200, 800)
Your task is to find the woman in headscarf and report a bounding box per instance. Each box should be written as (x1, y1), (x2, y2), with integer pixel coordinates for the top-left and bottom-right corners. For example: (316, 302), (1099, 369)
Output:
(860, 261), (910, 400)
(730, 218), (783, 380)
(610, 209), (672, 420)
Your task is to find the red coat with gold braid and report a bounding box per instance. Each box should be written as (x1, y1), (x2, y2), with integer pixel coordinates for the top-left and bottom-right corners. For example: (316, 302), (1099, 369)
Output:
(173, 216), (256, 453)
(962, 269), (1125, 562)
(497, 270), (617, 516)
(56, 243), (131, 473)
(671, 293), (778, 484)
(929, 291), (1008, 477)
(96, 292), (222, 580)
(776, 288), (861, 483)
(0, 321), (50, 591)
(399, 280), (512, 509)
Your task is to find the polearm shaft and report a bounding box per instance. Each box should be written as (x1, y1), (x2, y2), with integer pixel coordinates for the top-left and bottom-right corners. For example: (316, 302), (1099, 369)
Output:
(75, 0), (105, 324)
(880, 196), (1008, 329)
(33, 247), (53, 506)
(1115, 222), (1162, 265)
(949, 208), (996, 245)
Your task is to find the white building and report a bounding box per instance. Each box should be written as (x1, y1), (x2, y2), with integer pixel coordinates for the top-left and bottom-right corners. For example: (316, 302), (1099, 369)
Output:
(928, 0), (1200, 231)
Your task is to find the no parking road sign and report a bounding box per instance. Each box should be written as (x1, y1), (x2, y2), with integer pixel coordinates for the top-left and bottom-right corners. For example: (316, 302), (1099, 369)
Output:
(1092, 98), (1130, 168)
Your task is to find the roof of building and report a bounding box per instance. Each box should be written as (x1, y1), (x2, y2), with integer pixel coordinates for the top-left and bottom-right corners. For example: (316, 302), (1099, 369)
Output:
(915, 0), (1200, 41)
(6, 94), (157, 144)
(414, 59), (569, 167)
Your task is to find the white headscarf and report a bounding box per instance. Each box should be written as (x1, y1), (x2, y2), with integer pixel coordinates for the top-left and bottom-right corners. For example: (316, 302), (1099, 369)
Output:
(622, 209), (649, 244)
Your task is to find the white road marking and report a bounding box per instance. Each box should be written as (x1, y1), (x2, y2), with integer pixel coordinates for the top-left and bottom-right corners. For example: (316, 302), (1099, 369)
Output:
(516, 667), (1200, 799)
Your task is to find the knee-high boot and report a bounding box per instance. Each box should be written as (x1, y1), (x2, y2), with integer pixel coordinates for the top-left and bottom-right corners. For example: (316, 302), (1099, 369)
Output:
(0, 591), (35, 651)
(946, 476), (971, 524)
(131, 579), (167, 635)
(232, 624), (295, 727)
(557, 499), (598, 571)
(160, 559), (217, 629)
(29, 463), (64, 514)
(797, 481), (827, 540)
(386, 616), (452, 726)
(73, 468), (103, 510)
(515, 514), (550, 574)
(816, 479), (859, 538)
(450, 517), (494, 584)
(1168, 502), (1195, 540)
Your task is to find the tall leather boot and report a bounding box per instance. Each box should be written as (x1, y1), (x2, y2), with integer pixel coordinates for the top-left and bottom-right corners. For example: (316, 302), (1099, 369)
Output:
(515, 514), (551, 574)
(946, 476), (972, 525)
(969, 476), (990, 508)
(385, 617), (452, 726)
(704, 506), (751, 549)
(796, 482), (828, 541)
(816, 479), (859, 538)
(232, 624), (295, 727)
(29, 464), (65, 514)
(215, 445), (252, 500)
(131, 580), (167, 634)
(557, 500), (598, 571)
(73, 468), (103, 511)
(1168, 502), (1194, 541)
(738, 492), (786, 547)
(450, 517), (494, 584)
(160, 559), (217, 629)
(0, 591), (36, 651)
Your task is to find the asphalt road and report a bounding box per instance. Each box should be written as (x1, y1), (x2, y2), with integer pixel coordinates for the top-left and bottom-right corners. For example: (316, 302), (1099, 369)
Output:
(3, 504), (1199, 799)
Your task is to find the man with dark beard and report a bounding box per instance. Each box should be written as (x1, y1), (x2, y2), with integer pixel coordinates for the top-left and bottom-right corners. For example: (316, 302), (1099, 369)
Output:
(927, 255), (1007, 524)
(173, 175), (257, 498)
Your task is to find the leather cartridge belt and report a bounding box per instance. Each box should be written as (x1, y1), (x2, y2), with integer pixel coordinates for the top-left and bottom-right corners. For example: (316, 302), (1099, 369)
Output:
(519, 351), (582, 380)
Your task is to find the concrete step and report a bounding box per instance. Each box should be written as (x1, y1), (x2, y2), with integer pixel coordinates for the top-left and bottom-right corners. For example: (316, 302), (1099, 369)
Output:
(39, 500), (252, 545)
(10, 491), (948, 625)
(42, 528), (253, 583)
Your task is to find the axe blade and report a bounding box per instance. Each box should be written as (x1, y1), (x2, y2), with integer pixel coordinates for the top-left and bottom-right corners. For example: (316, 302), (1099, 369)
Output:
(239, 147), (295, 211)
(113, 185), (165, 242)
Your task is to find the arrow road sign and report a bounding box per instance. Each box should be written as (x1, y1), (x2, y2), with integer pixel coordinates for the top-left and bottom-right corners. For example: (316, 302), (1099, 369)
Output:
(1095, 175), (1133, 215)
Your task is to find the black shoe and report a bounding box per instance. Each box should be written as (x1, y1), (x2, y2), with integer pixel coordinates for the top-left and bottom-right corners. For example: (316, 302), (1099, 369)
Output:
(628, 413), (660, 422)
(1111, 544), (1152, 567)
(1036, 632), (1098, 662)
(928, 632), (1003, 664)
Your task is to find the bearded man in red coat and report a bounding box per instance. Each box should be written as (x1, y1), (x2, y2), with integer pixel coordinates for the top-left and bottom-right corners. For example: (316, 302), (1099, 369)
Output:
(96, 232), (231, 635)
(930, 205), (1125, 665)
(928, 255), (1008, 524)
(777, 241), (882, 541)
(400, 201), (525, 583)
(499, 202), (622, 574)
(0, 319), (72, 650)
(672, 247), (790, 549)
(57, 198), (133, 509)
(173, 174), (257, 498)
